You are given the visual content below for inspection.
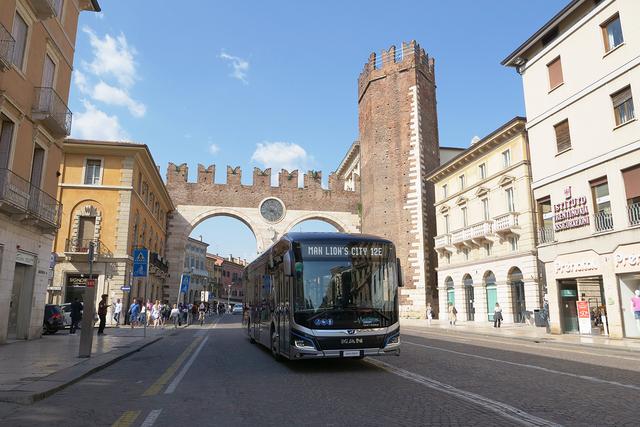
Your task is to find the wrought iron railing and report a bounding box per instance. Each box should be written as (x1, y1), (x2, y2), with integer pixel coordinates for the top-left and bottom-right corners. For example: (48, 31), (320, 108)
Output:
(32, 87), (72, 137)
(0, 23), (15, 71)
(537, 226), (555, 245)
(593, 210), (613, 232)
(150, 252), (169, 274)
(65, 238), (101, 255)
(0, 168), (61, 228)
(629, 203), (640, 226)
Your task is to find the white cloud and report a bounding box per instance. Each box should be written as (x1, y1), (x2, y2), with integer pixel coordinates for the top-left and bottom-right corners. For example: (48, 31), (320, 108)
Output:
(74, 70), (90, 94)
(92, 81), (146, 117)
(209, 143), (220, 155)
(72, 101), (128, 141)
(219, 51), (249, 84)
(251, 141), (313, 185)
(82, 26), (137, 88)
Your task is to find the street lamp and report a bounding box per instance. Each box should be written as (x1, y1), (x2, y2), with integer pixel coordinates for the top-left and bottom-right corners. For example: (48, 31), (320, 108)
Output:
(227, 283), (232, 313)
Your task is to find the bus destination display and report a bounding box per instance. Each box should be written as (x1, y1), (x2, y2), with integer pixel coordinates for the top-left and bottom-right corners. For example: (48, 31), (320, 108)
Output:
(301, 243), (387, 258)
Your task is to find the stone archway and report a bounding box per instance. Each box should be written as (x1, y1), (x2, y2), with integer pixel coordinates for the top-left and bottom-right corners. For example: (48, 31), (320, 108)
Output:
(163, 164), (360, 302)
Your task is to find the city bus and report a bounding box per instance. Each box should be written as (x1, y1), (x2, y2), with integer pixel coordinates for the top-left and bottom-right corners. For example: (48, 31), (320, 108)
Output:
(244, 232), (402, 360)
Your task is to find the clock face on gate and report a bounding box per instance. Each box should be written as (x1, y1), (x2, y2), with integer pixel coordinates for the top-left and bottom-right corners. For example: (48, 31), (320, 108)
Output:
(260, 198), (284, 222)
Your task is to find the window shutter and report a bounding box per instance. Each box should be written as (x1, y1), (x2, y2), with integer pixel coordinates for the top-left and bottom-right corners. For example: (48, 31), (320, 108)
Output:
(611, 86), (631, 107)
(554, 120), (571, 152)
(547, 57), (563, 89)
(622, 164), (640, 200)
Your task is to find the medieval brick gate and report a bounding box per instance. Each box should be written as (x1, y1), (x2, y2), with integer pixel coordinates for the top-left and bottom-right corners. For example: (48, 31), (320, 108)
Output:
(164, 164), (360, 303)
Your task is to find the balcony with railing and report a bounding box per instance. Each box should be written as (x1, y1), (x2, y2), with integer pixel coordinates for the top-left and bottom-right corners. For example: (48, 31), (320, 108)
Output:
(0, 168), (62, 230)
(451, 229), (465, 246)
(537, 226), (555, 245)
(493, 212), (519, 234)
(0, 23), (15, 71)
(150, 252), (169, 275)
(32, 87), (72, 137)
(434, 234), (452, 252)
(27, 0), (59, 20)
(628, 203), (640, 227)
(469, 221), (493, 244)
(593, 210), (614, 233)
(63, 239), (114, 261)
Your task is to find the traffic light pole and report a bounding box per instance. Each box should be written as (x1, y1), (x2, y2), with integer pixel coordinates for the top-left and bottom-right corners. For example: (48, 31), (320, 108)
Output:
(79, 242), (96, 358)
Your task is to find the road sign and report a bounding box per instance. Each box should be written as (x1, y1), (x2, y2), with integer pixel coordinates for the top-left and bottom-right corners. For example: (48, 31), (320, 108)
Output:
(121, 286), (131, 291)
(133, 248), (149, 278)
(86, 278), (96, 288)
(180, 274), (191, 293)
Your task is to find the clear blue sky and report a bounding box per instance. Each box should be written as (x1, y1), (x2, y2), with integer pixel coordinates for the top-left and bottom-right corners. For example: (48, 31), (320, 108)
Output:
(70, 1), (567, 261)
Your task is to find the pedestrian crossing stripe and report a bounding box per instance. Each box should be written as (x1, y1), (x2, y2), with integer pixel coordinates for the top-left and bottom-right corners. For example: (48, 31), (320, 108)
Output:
(112, 410), (140, 427)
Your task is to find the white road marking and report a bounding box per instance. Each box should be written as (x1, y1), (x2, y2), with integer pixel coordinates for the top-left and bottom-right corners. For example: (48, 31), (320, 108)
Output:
(140, 409), (162, 427)
(404, 340), (640, 392)
(164, 335), (209, 394)
(365, 358), (560, 427)
(403, 327), (640, 361)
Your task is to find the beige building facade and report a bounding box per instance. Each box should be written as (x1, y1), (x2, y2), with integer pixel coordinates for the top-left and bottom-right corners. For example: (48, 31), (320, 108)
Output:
(429, 118), (543, 325)
(0, 0), (99, 342)
(182, 236), (208, 304)
(503, 0), (640, 337)
(52, 140), (173, 322)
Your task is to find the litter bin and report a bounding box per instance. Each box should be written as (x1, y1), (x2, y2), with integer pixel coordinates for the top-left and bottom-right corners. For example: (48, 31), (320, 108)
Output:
(533, 309), (546, 327)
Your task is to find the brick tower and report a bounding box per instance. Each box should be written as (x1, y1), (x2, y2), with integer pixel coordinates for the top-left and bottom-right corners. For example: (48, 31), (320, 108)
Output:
(358, 41), (440, 318)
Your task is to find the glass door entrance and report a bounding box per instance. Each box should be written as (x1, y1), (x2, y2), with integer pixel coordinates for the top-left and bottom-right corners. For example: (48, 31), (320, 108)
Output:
(463, 275), (474, 321)
(559, 280), (579, 333)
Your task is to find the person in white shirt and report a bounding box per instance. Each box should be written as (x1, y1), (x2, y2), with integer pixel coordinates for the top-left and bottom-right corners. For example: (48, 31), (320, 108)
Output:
(113, 298), (122, 327)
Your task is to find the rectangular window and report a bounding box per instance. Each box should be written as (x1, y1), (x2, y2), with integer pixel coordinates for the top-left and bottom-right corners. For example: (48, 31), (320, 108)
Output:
(445, 253), (451, 264)
(479, 163), (487, 180)
(554, 119), (572, 152)
(459, 175), (465, 190)
(461, 207), (468, 227)
(0, 117), (15, 169)
(482, 199), (490, 221)
(84, 159), (102, 185)
(78, 216), (96, 242)
(11, 12), (28, 70)
(30, 145), (45, 188)
(547, 56), (563, 90)
(484, 243), (492, 256)
(624, 164), (640, 225)
(611, 86), (635, 126)
(506, 188), (515, 212)
(442, 184), (448, 198)
(444, 214), (450, 233)
(602, 14), (624, 52)
(463, 248), (469, 261)
(502, 150), (511, 168)
(537, 197), (553, 229)
(591, 178), (611, 214)
(53, 0), (64, 18)
(510, 236), (519, 252)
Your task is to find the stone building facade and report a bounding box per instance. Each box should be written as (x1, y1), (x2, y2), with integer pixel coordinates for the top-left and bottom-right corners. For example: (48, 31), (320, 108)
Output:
(357, 41), (440, 317)
(428, 118), (543, 325)
(0, 0), (100, 342)
(182, 236), (208, 304)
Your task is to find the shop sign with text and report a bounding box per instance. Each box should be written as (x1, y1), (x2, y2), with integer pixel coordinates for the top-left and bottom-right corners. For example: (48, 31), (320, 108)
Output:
(613, 244), (640, 273)
(554, 189), (590, 232)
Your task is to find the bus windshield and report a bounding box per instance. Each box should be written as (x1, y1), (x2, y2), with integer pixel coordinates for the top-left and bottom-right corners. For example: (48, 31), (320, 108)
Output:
(293, 241), (398, 329)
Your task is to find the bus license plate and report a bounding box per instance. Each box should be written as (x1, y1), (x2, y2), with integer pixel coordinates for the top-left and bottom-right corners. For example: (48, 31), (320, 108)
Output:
(343, 351), (361, 357)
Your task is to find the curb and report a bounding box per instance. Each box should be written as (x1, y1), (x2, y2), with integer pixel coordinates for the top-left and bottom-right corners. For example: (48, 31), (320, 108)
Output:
(402, 325), (640, 355)
(0, 336), (163, 405)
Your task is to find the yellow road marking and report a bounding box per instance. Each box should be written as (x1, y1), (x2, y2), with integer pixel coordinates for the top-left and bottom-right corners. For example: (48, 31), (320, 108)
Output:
(142, 337), (203, 396)
(112, 410), (141, 427)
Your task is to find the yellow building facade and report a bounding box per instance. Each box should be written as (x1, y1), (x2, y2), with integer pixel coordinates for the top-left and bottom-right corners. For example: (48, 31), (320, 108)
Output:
(0, 0), (100, 342)
(51, 140), (173, 321)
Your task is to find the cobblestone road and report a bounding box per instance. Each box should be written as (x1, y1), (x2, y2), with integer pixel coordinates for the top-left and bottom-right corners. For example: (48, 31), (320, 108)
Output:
(0, 316), (638, 426)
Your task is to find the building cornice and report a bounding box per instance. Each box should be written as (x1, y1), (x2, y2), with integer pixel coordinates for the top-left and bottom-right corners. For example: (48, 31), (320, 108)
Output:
(335, 141), (360, 177)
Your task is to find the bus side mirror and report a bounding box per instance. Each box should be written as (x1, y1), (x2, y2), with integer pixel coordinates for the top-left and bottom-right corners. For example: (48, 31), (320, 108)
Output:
(396, 258), (404, 287)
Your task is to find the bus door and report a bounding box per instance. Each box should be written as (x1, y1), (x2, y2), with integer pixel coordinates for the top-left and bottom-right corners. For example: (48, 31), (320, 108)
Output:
(277, 274), (290, 357)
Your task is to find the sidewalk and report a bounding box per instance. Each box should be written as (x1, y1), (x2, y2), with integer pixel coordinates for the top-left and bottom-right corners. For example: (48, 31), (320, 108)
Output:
(0, 326), (168, 404)
(400, 319), (640, 353)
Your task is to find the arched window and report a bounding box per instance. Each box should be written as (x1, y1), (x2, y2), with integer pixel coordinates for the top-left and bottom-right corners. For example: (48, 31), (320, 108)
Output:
(509, 267), (526, 323)
(484, 271), (498, 321)
(463, 274), (475, 321)
(445, 276), (454, 306)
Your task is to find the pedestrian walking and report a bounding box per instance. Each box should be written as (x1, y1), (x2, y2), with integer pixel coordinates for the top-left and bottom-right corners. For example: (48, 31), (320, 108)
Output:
(113, 298), (122, 327)
(170, 304), (180, 328)
(493, 303), (503, 328)
(69, 297), (82, 334)
(129, 299), (140, 329)
(97, 294), (108, 335)
(448, 303), (457, 326)
(426, 303), (434, 327)
(152, 300), (161, 328)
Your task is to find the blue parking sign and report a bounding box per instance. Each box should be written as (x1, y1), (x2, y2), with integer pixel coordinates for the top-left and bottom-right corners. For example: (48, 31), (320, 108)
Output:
(180, 274), (191, 293)
(133, 248), (149, 277)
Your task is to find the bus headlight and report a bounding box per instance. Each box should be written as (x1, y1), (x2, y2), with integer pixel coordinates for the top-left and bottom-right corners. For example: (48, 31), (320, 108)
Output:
(385, 333), (400, 346)
(294, 339), (315, 350)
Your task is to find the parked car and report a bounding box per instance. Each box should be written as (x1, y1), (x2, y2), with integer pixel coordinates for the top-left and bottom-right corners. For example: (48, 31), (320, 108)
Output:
(232, 304), (243, 315)
(43, 304), (64, 334)
(60, 303), (81, 329)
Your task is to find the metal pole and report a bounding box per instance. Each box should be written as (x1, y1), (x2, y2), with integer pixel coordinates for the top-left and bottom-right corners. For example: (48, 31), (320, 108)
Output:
(143, 276), (147, 338)
(79, 242), (96, 358)
(227, 284), (231, 313)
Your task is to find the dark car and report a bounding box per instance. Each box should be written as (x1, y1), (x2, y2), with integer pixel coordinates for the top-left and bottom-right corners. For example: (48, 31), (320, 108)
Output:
(43, 304), (64, 334)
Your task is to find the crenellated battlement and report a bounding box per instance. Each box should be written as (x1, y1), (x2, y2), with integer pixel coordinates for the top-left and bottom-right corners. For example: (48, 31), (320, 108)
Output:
(166, 163), (351, 193)
(358, 40), (435, 102)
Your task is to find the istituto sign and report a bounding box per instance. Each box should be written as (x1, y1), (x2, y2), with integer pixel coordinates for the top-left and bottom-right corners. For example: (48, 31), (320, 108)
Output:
(554, 188), (590, 232)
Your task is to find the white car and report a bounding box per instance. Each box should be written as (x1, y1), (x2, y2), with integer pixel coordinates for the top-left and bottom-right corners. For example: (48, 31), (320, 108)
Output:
(232, 304), (243, 315)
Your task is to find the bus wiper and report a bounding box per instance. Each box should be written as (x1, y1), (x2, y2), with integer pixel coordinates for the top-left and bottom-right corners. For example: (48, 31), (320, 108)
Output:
(359, 307), (391, 322)
(307, 307), (338, 322)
